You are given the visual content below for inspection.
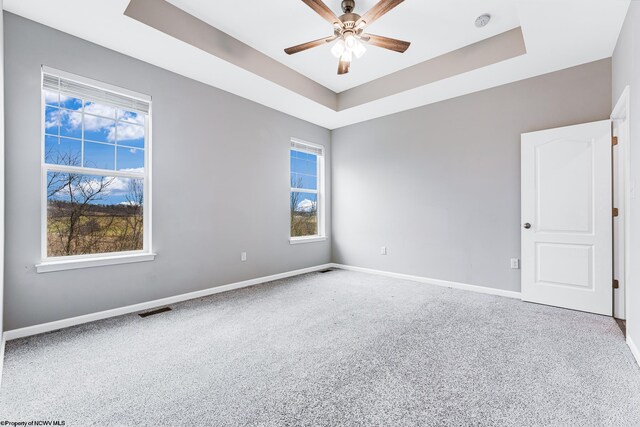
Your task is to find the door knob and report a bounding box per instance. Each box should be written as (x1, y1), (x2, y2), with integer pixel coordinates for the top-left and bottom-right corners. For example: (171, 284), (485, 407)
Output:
(524, 223), (531, 229)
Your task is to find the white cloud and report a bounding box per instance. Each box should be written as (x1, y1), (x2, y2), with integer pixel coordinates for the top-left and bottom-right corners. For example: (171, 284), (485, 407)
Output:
(84, 102), (116, 119)
(53, 176), (116, 199)
(44, 91), (70, 104)
(297, 199), (316, 212)
(44, 91), (58, 104)
(45, 108), (60, 129)
(108, 177), (130, 193)
(50, 174), (144, 204)
(119, 167), (144, 174)
(80, 114), (110, 131)
(53, 102), (145, 143)
(115, 122), (144, 142)
(119, 110), (145, 125)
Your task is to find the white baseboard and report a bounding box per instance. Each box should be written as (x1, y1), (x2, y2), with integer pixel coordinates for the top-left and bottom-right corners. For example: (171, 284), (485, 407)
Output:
(330, 263), (522, 299)
(628, 335), (640, 367)
(3, 263), (333, 341)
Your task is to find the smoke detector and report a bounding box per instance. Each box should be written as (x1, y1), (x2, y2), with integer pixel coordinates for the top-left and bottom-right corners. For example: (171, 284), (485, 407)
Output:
(475, 14), (491, 28)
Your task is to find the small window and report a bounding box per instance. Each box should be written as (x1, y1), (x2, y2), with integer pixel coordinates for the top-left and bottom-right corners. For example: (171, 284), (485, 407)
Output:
(41, 67), (152, 263)
(290, 139), (325, 241)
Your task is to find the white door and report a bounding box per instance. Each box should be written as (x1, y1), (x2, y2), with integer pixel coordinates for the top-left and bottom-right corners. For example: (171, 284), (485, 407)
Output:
(521, 120), (612, 316)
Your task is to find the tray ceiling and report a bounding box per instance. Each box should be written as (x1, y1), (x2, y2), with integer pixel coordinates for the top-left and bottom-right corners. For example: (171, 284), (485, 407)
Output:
(166, 0), (522, 93)
(2, 0), (631, 129)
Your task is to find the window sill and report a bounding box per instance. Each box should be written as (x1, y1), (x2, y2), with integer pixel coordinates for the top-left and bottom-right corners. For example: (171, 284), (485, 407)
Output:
(36, 253), (156, 273)
(289, 236), (327, 245)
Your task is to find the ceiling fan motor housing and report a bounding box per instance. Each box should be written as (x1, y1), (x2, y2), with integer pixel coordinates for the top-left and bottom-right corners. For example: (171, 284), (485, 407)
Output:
(339, 13), (361, 30)
(341, 0), (356, 13)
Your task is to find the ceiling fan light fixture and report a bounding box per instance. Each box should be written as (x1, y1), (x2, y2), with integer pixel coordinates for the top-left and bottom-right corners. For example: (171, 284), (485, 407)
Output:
(285, 0), (411, 75)
(344, 34), (357, 50)
(331, 39), (346, 58)
(352, 39), (367, 58)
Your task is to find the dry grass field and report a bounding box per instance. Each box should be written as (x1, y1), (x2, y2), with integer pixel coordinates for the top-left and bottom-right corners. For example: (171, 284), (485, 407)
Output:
(47, 201), (143, 257)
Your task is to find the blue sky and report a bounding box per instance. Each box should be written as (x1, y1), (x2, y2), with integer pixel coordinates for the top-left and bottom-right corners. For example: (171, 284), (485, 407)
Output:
(45, 92), (319, 209)
(291, 150), (318, 212)
(290, 150), (317, 190)
(44, 90), (146, 206)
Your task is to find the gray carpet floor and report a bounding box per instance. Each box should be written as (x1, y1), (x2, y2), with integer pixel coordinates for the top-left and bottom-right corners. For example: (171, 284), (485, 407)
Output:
(1, 269), (640, 426)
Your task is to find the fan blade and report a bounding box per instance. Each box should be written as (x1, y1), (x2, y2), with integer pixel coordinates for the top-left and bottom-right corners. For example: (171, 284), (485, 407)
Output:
(338, 59), (351, 75)
(285, 35), (337, 55)
(356, 0), (405, 28)
(301, 0), (342, 27)
(360, 34), (410, 53)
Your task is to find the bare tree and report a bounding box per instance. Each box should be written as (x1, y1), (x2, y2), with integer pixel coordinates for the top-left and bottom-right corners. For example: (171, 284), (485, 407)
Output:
(48, 172), (116, 255)
(46, 148), (81, 198)
(46, 147), (141, 256)
(290, 176), (317, 237)
(115, 178), (144, 251)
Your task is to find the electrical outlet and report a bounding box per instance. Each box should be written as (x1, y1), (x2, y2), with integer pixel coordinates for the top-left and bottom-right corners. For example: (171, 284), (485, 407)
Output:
(241, 252), (247, 262)
(510, 258), (520, 269)
(380, 246), (387, 255)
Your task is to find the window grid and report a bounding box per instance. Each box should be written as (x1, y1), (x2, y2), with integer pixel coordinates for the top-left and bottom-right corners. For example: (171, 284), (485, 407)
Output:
(41, 67), (152, 261)
(44, 102), (146, 175)
(290, 139), (324, 240)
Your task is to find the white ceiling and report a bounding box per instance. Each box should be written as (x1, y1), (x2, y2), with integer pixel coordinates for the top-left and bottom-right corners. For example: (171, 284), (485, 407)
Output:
(166, 0), (521, 93)
(2, 0), (631, 130)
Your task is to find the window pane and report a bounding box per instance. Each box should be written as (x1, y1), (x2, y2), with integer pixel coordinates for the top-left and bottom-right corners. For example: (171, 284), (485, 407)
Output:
(60, 95), (82, 110)
(84, 142), (115, 170)
(84, 114), (116, 143)
(116, 122), (145, 149)
(117, 109), (145, 125)
(47, 173), (144, 257)
(290, 192), (318, 237)
(290, 172), (317, 190)
(84, 101), (116, 118)
(291, 150), (317, 162)
(290, 151), (317, 176)
(117, 146), (144, 172)
(60, 110), (82, 139)
(45, 136), (82, 166)
(44, 90), (59, 106)
(44, 106), (60, 135)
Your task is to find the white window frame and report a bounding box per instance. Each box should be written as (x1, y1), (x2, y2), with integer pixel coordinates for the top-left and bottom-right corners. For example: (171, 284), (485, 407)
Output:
(36, 66), (155, 273)
(289, 138), (326, 244)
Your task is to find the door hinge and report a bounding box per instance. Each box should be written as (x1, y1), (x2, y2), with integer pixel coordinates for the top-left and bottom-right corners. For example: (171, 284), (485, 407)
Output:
(613, 208), (619, 217)
(612, 136), (619, 146)
(613, 279), (620, 289)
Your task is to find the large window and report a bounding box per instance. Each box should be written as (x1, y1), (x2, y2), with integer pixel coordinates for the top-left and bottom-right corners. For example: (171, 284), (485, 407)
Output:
(290, 139), (325, 242)
(40, 67), (152, 268)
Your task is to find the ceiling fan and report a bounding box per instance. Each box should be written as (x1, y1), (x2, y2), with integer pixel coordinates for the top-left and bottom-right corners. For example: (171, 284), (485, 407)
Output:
(284, 0), (411, 75)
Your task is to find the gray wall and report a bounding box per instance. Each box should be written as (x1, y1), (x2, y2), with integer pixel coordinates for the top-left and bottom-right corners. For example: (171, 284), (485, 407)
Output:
(612, 3), (640, 356)
(0, 1), (4, 343)
(3, 13), (331, 330)
(332, 59), (612, 292)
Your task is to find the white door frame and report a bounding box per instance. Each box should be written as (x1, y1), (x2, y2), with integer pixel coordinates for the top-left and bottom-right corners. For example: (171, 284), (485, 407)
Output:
(612, 86), (631, 320)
